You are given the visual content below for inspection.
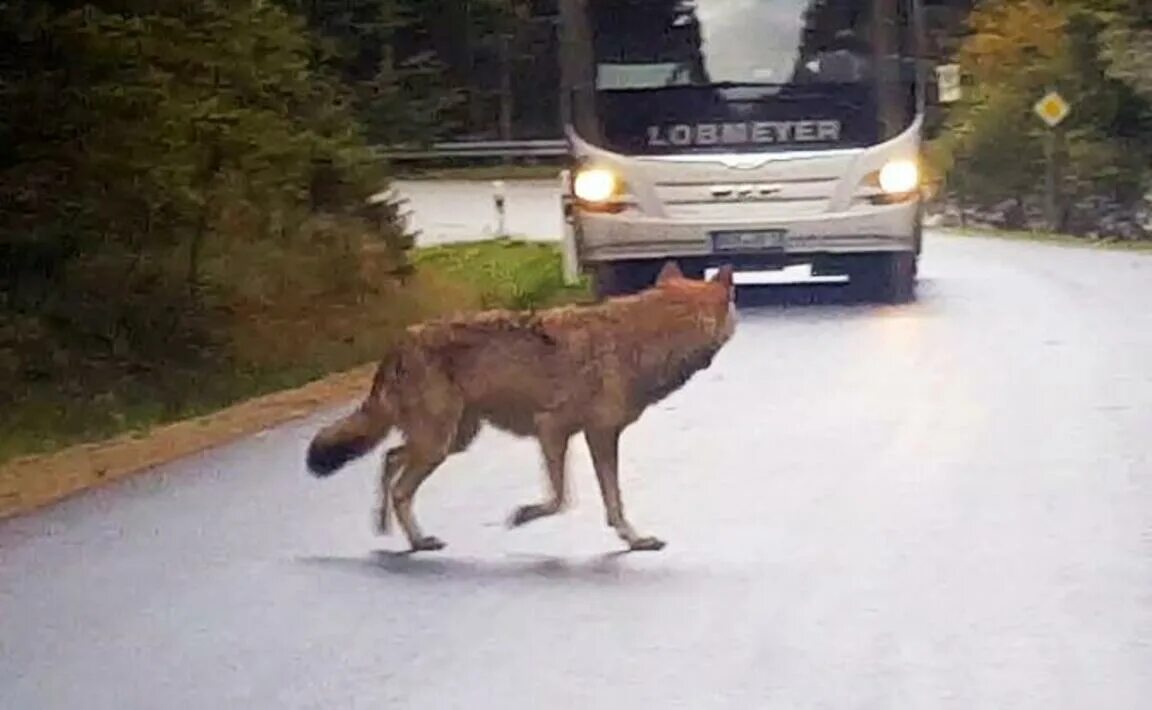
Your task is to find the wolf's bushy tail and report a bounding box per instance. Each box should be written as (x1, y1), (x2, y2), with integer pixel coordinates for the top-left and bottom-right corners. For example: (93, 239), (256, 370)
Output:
(306, 400), (394, 477)
(308, 352), (402, 477)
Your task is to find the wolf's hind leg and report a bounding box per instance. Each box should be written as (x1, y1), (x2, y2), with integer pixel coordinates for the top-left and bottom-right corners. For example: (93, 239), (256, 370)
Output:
(391, 408), (478, 552)
(376, 445), (407, 534)
(391, 448), (449, 552)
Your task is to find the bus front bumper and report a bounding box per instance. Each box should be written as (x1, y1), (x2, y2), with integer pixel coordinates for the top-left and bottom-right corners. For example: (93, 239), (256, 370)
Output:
(570, 200), (920, 266)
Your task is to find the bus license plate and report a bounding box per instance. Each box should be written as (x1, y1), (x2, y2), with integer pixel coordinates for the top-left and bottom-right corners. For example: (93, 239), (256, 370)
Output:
(711, 229), (786, 252)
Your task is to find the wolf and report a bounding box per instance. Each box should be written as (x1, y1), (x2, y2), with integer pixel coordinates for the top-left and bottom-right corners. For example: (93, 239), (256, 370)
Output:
(306, 261), (737, 552)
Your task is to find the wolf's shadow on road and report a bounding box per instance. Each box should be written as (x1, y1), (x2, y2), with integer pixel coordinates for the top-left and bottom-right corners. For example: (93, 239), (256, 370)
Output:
(297, 550), (678, 586)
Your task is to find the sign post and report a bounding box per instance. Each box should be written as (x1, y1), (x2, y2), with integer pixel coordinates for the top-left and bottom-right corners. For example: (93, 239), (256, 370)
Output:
(1034, 90), (1071, 232)
(935, 64), (962, 104)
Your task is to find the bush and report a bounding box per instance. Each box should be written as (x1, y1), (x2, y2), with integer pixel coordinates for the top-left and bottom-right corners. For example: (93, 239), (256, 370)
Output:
(0, 1), (417, 459)
(928, 0), (1152, 234)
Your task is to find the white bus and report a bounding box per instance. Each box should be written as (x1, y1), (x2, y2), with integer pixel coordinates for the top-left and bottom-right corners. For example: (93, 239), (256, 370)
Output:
(557, 0), (942, 301)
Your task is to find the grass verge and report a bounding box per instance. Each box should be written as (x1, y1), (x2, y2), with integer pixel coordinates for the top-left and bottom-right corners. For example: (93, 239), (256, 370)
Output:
(0, 238), (589, 521)
(937, 225), (1152, 253)
(412, 237), (591, 310)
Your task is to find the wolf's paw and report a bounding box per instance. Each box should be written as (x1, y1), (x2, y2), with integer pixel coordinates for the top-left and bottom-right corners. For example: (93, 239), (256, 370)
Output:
(508, 504), (551, 528)
(375, 509), (390, 535)
(410, 536), (447, 552)
(628, 536), (666, 552)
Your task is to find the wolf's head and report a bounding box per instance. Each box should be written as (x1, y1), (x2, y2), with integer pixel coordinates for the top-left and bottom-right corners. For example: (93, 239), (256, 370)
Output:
(651, 261), (737, 343)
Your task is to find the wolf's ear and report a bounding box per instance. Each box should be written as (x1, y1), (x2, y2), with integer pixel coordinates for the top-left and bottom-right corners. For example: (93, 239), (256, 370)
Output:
(655, 260), (683, 285)
(712, 264), (734, 291)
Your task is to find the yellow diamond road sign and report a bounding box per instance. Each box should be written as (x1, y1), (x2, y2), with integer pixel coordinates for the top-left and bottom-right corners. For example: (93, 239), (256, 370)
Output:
(1034, 91), (1071, 128)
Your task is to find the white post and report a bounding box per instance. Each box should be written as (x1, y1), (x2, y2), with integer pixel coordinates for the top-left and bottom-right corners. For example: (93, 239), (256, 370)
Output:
(492, 180), (507, 238)
(558, 169), (580, 285)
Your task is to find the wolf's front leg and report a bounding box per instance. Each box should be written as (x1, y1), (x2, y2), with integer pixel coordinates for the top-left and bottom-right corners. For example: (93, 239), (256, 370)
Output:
(585, 427), (665, 551)
(508, 418), (571, 528)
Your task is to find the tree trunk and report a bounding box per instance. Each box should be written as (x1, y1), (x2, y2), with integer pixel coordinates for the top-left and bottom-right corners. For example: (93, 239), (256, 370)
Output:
(498, 31), (514, 148)
(464, 0), (484, 135)
(189, 144), (222, 306)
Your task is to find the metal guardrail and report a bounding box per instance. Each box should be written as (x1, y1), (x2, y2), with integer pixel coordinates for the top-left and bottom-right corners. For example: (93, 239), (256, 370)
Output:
(379, 139), (568, 160)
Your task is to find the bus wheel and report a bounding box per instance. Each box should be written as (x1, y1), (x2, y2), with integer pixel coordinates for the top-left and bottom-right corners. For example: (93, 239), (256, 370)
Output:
(885, 252), (917, 303)
(877, 251), (917, 303)
(592, 261), (655, 299)
(849, 252), (917, 304)
(591, 259), (706, 300)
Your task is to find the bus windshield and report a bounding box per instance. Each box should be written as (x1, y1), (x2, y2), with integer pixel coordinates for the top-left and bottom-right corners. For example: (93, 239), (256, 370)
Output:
(567, 0), (920, 155)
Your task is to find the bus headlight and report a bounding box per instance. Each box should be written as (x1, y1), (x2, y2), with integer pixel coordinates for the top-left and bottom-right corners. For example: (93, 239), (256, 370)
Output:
(573, 167), (619, 203)
(878, 159), (920, 195)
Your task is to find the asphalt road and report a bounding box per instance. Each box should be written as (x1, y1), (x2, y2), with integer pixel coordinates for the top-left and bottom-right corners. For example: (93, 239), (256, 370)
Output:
(3, 182), (1152, 709)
